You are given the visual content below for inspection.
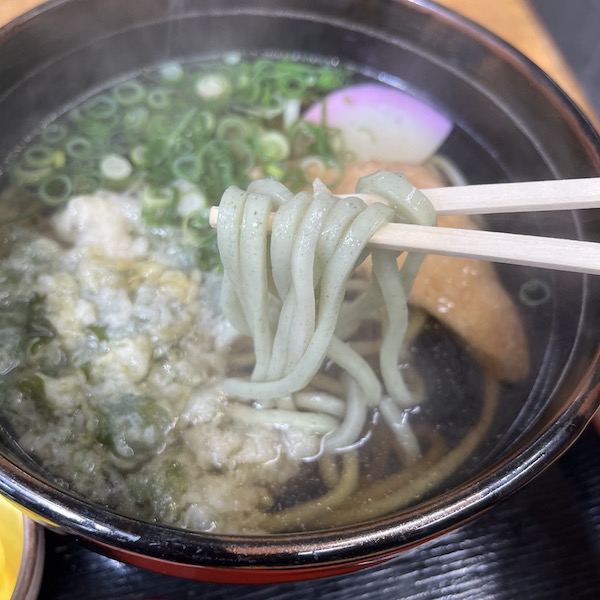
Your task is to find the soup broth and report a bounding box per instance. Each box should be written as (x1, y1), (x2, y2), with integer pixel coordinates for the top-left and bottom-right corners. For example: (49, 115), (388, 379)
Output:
(0, 57), (531, 534)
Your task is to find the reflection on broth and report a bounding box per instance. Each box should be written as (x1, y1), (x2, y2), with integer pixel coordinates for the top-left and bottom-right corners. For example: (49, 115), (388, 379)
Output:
(0, 57), (528, 534)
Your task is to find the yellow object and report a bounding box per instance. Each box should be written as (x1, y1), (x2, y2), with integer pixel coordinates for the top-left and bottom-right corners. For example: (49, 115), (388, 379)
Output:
(0, 495), (24, 600)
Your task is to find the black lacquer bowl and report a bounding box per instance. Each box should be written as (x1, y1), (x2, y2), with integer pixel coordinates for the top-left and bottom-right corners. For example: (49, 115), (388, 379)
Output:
(0, 0), (598, 584)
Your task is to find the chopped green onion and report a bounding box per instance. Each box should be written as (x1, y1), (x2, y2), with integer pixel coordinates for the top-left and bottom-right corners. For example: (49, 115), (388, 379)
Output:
(81, 94), (118, 120)
(256, 131), (290, 162)
(41, 123), (69, 145)
(65, 137), (94, 159)
(22, 145), (65, 170)
(78, 113), (120, 136)
(11, 163), (52, 185)
(224, 140), (255, 170)
(6, 57), (354, 220)
(289, 119), (338, 158)
(123, 106), (150, 131)
(316, 68), (349, 90)
(159, 61), (184, 83)
(178, 191), (208, 217)
(263, 162), (288, 181)
(172, 139), (194, 155)
(300, 155), (343, 187)
(142, 185), (176, 210)
(172, 154), (202, 182)
(141, 186), (178, 225)
(282, 98), (302, 129)
(147, 88), (172, 110)
(148, 115), (175, 139)
(100, 154), (133, 181)
(69, 157), (97, 173)
(112, 81), (147, 106)
(195, 73), (231, 101)
(299, 155), (327, 178)
(130, 145), (148, 168)
(22, 145), (55, 169)
(166, 108), (197, 151)
(107, 131), (129, 154)
(277, 74), (307, 97)
(233, 94), (285, 119)
(38, 174), (73, 206)
(68, 106), (84, 123)
(181, 211), (213, 246)
(216, 116), (251, 140)
(73, 173), (101, 195)
(53, 150), (66, 168)
(189, 110), (216, 137)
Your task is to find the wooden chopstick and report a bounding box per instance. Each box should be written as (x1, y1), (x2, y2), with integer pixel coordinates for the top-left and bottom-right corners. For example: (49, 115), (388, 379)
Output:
(359, 177), (600, 215)
(367, 222), (600, 275)
(208, 177), (600, 275)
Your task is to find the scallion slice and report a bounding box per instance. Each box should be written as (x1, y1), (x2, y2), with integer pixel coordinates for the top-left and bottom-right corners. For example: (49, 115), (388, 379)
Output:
(130, 145), (148, 168)
(22, 145), (55, 169)
(141, 185), (178, 225)
(195, 73), (231, 101)
(81, 94), (118, 120)
(233, 94), (285, 119)
(41, 123), (69, 145)
(172, 154), (201, 182)
(216, 116), (251, 140)
(256, 131), (290, 162)
(11, 163), (52, 185)
(73, 173), (101, 195)
(159, 61), (184, 83)
(190, 111), (216, 137)
(113, 81), (147, 106)
(181, 211), (212, 246)
(172, 139), (194, 156)
(38, 174), (73, 205)
(147, 89), (172, 110)
(263, 162), (288, 181)
(123, 106), (150, 131)
(100, 154), (133, 181)
(142, 185), (177, 210)
(178, 191), (208, 217)
(224, 140), (255, 170)
(78, 113), (120, 136)
(65, 137), (94, 159)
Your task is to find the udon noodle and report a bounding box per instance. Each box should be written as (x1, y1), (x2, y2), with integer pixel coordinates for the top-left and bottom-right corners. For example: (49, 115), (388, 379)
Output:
(217, 171), (435, 460)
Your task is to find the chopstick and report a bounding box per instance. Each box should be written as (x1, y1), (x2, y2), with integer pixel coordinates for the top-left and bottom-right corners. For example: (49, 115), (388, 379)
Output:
(420, 177), (600, 215)
(366, 223), (600, 275)
(208, 177), (600, 275)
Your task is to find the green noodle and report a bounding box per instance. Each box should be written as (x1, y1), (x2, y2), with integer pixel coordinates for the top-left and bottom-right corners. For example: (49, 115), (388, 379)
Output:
(217, 171), (436, 457)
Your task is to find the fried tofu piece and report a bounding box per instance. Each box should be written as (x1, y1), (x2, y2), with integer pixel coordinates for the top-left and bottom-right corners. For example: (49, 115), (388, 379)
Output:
(408, 214), (530, 381)
(333, 161), (530, 382)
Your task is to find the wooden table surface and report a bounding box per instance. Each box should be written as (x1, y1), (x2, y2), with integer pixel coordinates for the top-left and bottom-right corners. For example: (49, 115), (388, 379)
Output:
(436, 0), (598, 126)
(2, 0), (598, 128)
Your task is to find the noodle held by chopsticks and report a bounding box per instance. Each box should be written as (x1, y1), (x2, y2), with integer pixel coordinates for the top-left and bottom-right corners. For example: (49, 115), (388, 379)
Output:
(217, 171), (435, 458)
